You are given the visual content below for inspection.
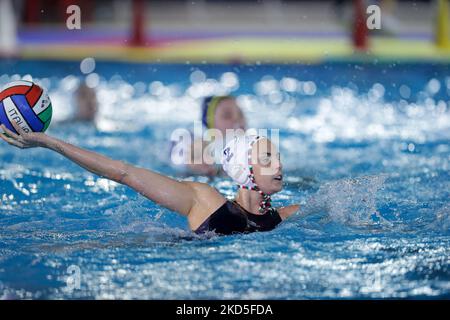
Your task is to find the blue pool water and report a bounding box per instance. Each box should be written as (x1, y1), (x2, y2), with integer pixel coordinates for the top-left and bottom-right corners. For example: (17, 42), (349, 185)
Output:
(0, 60), (449, 299)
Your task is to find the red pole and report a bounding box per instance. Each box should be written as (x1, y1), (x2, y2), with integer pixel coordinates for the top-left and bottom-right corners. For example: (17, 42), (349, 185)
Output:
(353, 0), (368, 50)
(131, 0), (145, 46)
(60, 0), (75, 22)
(24, 0), (41, 24)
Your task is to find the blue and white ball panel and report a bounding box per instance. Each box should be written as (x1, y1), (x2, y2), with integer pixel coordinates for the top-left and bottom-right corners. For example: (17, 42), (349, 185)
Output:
(0, 100), (15, 133)
(2, 97), (33, 133)
(10, 95), (44, 131)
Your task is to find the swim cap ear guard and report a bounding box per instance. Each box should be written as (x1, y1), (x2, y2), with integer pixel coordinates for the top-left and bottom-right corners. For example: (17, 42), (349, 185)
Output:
(222, 134), (256, 188)
(222, 134), (272, 214)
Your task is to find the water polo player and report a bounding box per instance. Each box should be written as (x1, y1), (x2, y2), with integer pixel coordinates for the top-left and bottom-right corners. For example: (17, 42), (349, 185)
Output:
(54, 82), (98, 125)
(170, 95), (247, 176)
(1, 122), (299, 235)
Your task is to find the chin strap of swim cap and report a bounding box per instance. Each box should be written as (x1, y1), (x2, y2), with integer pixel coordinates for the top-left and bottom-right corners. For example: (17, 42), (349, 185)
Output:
(239, 167), (272, 214)
(222, 134), (274, 214)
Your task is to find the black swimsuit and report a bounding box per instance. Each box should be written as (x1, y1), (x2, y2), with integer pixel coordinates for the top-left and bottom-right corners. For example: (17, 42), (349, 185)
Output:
(194, 201), (282, 235)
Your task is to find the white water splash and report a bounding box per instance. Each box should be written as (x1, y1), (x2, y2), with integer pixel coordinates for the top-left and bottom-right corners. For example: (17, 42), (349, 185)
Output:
(304, 175), (391, 228)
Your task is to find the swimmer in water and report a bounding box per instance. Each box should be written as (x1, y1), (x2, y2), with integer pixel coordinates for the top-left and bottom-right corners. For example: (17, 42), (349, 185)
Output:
(58, 83), (98, 124)
(73, 83), (98, 122)
(170, 96), (247, 176)
(0, 122), (299, 235)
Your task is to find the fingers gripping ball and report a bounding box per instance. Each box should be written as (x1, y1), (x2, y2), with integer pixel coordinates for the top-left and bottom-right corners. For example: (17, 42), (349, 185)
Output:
(0, 80), (52, 135)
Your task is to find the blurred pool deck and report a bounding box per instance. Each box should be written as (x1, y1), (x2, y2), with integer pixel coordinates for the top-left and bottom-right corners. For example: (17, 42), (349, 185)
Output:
(10, 1), (450, 63)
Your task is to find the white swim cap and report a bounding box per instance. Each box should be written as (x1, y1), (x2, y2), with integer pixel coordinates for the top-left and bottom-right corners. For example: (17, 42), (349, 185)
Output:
(222, 133), (273, 213)
(221, 134), (262, 189)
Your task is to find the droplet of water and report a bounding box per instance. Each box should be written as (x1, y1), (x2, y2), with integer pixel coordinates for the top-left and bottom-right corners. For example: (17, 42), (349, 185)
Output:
(399, 84), (411, 99)
(426, 78), (441, 95)
(220, 72), (239, 90)
(280, 77), (297, 92)
(190, 70), (206, 83)
(80, 57), (96, 74)
(303, 81), (317, 95)
(85, 73), (100, 88)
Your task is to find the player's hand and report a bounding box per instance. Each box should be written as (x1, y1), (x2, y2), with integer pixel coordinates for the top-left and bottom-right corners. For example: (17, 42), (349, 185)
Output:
(0, 121), (48, 149)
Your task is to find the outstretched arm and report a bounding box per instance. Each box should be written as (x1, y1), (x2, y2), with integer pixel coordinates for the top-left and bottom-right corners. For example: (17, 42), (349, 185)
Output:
(279, 193), (330, 220)
(0, 123), (196, 216)
(278, 204), (300, 220)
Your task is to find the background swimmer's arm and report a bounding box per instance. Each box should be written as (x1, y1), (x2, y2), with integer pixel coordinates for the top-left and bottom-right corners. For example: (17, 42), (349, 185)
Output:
(0, 123), (196, 216)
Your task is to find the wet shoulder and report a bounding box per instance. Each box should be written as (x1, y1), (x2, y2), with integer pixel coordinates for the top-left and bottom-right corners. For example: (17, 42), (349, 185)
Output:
(182, 181), (227, 229)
